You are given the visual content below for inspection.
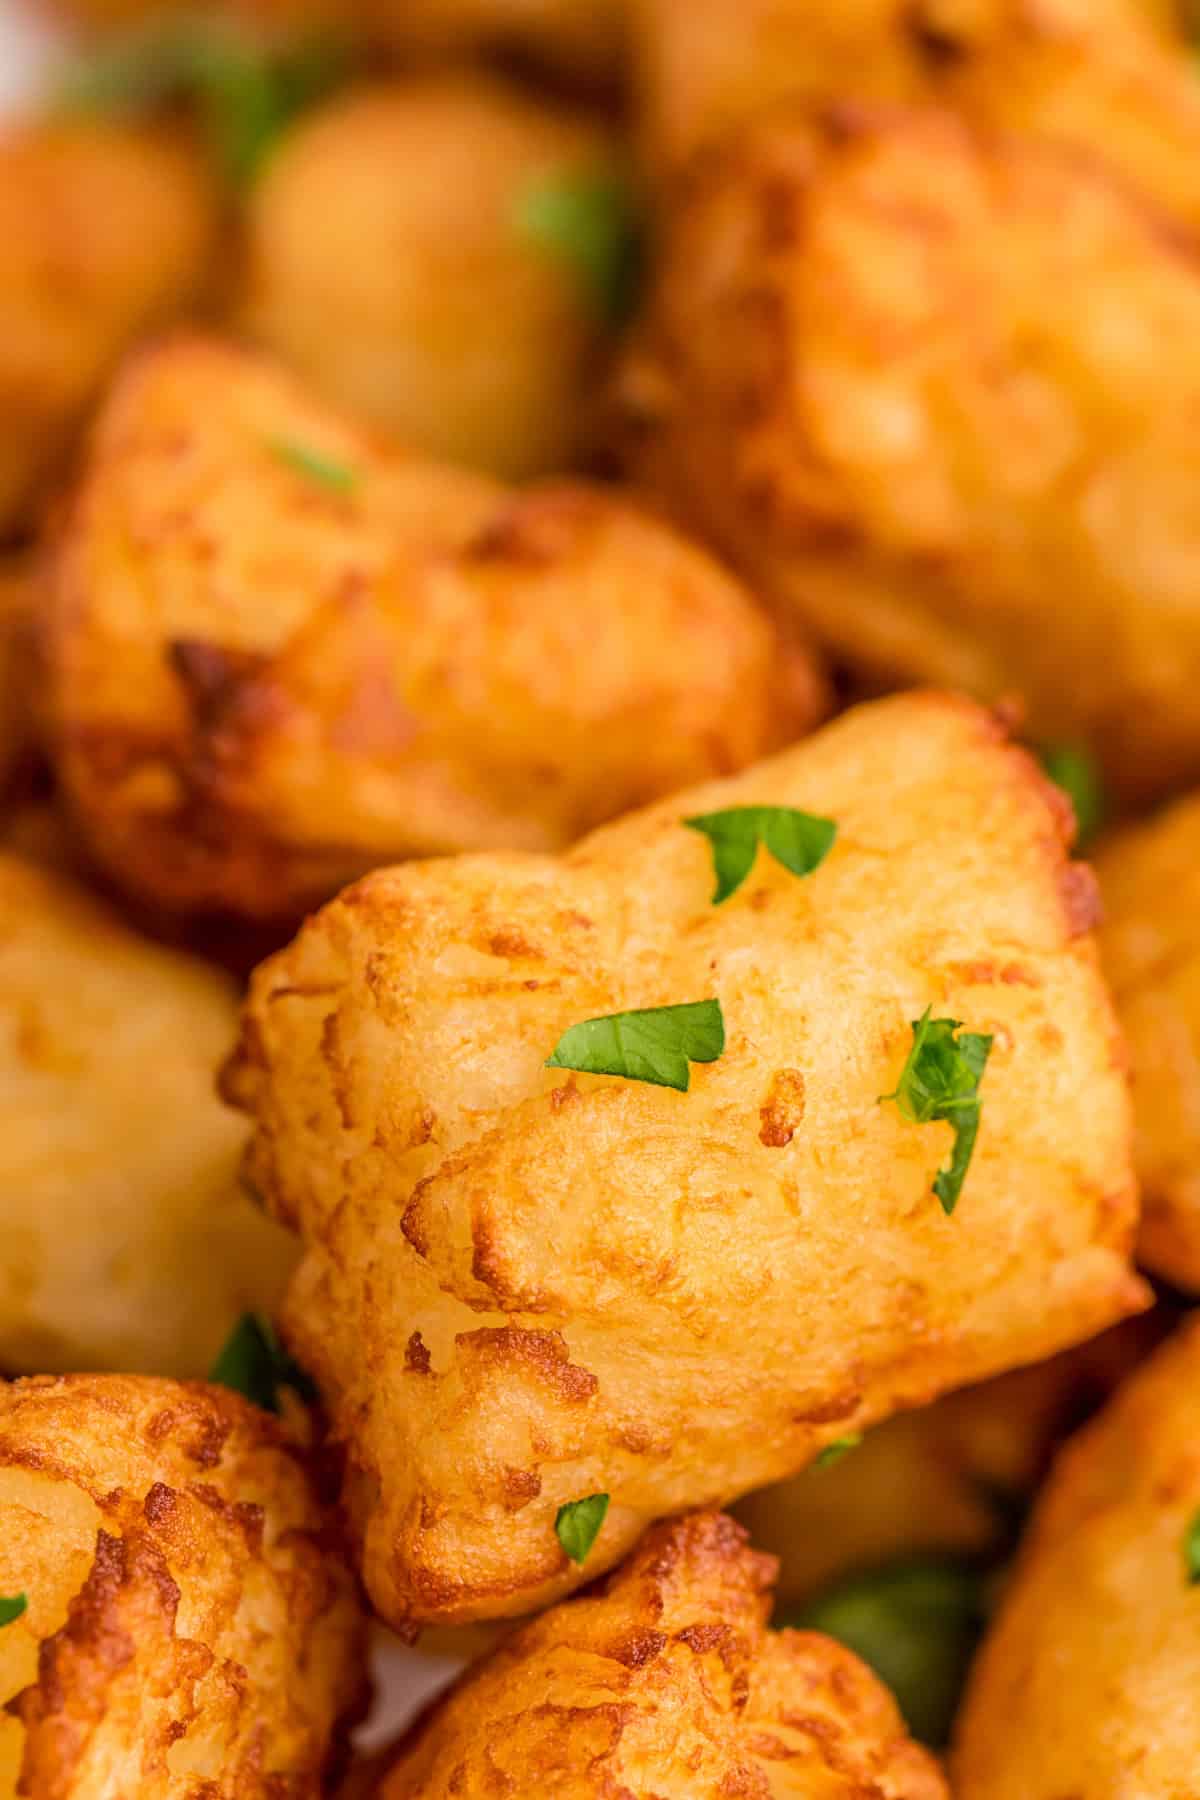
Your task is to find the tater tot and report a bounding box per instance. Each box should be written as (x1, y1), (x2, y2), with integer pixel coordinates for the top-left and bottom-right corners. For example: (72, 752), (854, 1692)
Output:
(1096, 793), (1200, 1289)
(240, 77), (626, 480)
(0, 120), (217, 538)
(621, 107), (1200, 803)
(376, 1511), (946, 1798)
(223, 690), (1144, 1630)
(953, 1317), (1200, 1796)
(44, 334), (820, 921)
(0, 851), (295, 1376)
(0, 566), (34, 791)
(0, 1373), (366, 1797)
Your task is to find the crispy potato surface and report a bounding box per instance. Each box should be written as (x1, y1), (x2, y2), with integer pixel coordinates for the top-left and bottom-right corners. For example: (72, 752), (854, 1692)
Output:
(44, 334), (819, 920)
(621, 107), (1200, 802)
(953, 1316), (1200, 1796)
(1097, 793), (1200, 1288)
(0, 566), (34, 791)
(224, 690), (1144, 1630)
(0, 851), (294, 1376)
(0, 1374), (366, 1798)
(377, 1511), (946, 1798)
(0, 121), (217, 538)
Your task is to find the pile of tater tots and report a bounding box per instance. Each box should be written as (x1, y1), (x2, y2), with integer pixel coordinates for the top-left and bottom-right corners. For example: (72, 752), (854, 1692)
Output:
(2, 0), (1200, 1791)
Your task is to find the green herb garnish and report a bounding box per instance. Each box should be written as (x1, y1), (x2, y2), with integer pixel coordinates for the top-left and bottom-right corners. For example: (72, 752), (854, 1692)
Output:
(782, 1556), (987, 1747)
(0, 1594), (26, 1627)
(815, 1433), (863, 1468)
(546, 999), (724, 1092)
(555, 1493), (609, 1565)
(684, 805), (836, 905)
(268, 436), (358, 495)
(879, 1008), (993, 1215)
(1184, 1508), (1200, 1584)
(209, 1313), (315, 1415)
(1038, 743), (1107, 850)
(515, 170), (644, 329)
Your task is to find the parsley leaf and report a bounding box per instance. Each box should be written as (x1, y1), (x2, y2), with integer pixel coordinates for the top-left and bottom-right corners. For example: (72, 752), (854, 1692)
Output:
(57, 18), (351, 187)
(0, 1594), (26, 1627)
(546, 999), (725, 1091)
(815, 1433), (863, 1468)
(1039, 743), (1107, 850)
(684, 805), (836, 905)
(555, 1493), (609, 1565)
(1184, 1508), (1200, 1584)
(268, 436), (358, 495)
(879, 1008), (993, 1216)
(209, 1313), (316, 1415)
(515, 170), (644, 329)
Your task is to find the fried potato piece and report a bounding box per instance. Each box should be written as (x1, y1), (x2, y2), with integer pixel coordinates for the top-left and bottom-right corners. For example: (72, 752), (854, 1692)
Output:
(376, 1511), (946, 1798)
(621, 108), (1200, 803)
(0, 565), (35, 791)
(0, 851), (295, 1376)
(44, 334), (819, 921)
(239, 76), (623, 480)
(1096, 792), (1200, 1289)
(953, 1317), (1200, 1796)
(0, 1373), (367, 1797)
(224, 690), (1145, 1630)
(0, 120), (217, 539)
(736, 1311), (1166, 1608)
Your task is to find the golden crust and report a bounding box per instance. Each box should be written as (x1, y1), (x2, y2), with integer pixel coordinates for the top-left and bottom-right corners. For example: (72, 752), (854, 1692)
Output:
(621, 106), (1200, 802)
(379, 1511), (947, 1799)
(225, 689), (1145, 1630)
(0, 850), (295, 1376)
(1096, 792), (1200, 1288)
(0, 120), (217, 537)
(44, 333), (819, 921)
(953, 1316), (1200, 1796)
(0, 1373), (367, 1798)
(239, 76), (621, 478)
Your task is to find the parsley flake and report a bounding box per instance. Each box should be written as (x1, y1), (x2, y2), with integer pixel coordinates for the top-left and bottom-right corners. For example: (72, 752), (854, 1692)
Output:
(555, 1493), (609, 1565)
(815, 1434), (863, 1468)
(1184, 1508), (1200, 1585)
(879, 1008), (993, 1215)
(268, 436), (358, 495)
(684, 805), (836, 905)
(546, 999), (724, 1092)
(1039, 743), (1107, 850)
(515, 170), (644, 328)
(0, 1594), (26, 1627)
(209, 1313), (316, 1415)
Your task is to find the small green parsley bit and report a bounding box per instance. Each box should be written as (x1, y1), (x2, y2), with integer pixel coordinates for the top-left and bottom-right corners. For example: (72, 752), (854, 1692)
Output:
(209, 1312), (316, 1416)
(0, 1593), (26, 1627)
(879, 1007), (993, 1216)
(1038, 743), (1108, 850)
(684, 804), (836, 905)
(555, 1493), (609, 1565)
(546, 998), (725, 1092)
(267, 436), (359, 496)
(815, 1433), (863, 1469)
(1183, 1508), (1200, 1585)
(514, 170), (645, 329)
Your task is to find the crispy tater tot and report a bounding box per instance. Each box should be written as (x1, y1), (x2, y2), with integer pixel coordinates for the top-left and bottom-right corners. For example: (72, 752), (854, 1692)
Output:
(620, 107), (1200, 803)
(0, 120), (217, 538)
(375, 1512), (946, 1798)
(239, 76), (625, 479)
(0, 1373), (367, 1798)
(223, 690), (1145, 1631)
(43, 334), (820, 921)
(1096, 793), (1200, 1289)
(0, 851), (295, 1376)
(0, 565), (35, 791)
(953, 1317), (1200, 1796)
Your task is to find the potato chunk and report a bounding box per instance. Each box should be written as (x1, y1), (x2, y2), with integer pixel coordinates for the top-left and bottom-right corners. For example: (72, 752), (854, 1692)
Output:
(0, 1373), (366, 1798)
(621, 107), (1200, 802)
(953, 1317), (1200, 1797)
(0, 851), (294, 1376)
(224, 690), (1144, 1630)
